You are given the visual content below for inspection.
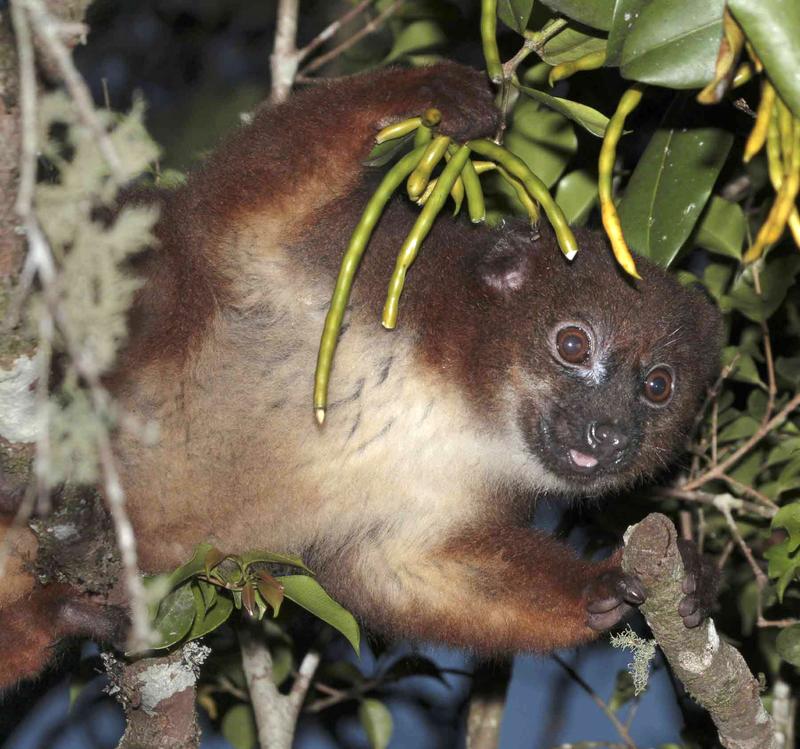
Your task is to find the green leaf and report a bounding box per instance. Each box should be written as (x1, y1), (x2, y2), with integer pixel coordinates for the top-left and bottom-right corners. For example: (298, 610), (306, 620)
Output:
(701, 262), (733, 301)
(498, 0), (534, 34)
(764, 540), (797, 598)
(773, 501), (800, 552)
(385, 20), (446, 62)
(364, 133), (416, 168)
(694, 197), (745, 259)
(221, 703), (257, 749)
(776, 357), (800, 387)
(767, 438), (800, 468)
(165, 543), (217, 590)
(608, 670), (636, 713)
(277, 575), (361, 654)
(728, 0), (800, 118)
(618, 124), (733, 266)
(721, 256), (800, 322)
(150, 582), (196, 650)
(540, 0), (615, 31)
(188, 592), (234, 641)
(516, 85), (610, 137)
(717, 415), (760, 444)
(504, 98), (577, 189)
(555, 169), (598, 226)
(384, 654), (447, 685)
(539, 26), (607, 65)
(270, 644), (294, 686)
(359, 698), (394, 749)
(722, 347), (764, 388)
(607, 0), (648, 66)
(776, 624), (800, 667)
(239, 550), (312, 574)
(620, 0), (726, 89)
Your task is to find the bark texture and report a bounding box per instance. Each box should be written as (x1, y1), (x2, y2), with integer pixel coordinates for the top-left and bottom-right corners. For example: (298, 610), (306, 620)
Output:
(623, 512), (777, 749)
(105, 643), (210, 749)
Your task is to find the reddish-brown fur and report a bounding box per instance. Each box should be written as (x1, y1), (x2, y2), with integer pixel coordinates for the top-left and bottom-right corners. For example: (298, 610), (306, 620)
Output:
(1, 63), (721, 689)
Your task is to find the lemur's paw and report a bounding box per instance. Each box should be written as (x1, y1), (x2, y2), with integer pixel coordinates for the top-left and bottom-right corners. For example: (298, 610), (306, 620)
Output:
(677, 539), (719, 628)
(584, 569), (645, 631)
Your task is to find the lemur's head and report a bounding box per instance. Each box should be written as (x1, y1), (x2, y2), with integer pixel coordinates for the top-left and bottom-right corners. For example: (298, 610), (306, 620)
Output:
(467, 223), (722, 495)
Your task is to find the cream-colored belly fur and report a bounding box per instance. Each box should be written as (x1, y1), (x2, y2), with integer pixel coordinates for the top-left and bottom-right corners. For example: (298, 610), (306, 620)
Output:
(116, 242), (555, 573)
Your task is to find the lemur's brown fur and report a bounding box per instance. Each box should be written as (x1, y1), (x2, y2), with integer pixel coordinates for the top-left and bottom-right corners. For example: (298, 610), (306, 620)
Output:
(0, 63), (722, 690)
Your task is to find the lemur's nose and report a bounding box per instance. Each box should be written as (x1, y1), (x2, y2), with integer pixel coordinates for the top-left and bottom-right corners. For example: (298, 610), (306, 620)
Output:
(587, 421), (630, 461)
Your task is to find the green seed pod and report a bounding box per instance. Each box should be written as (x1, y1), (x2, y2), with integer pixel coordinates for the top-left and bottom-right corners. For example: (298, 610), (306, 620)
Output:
(383, 145), (473, 329)
(313, 145), (428, 421)
(407, 135), (451, 200)
(467, 139), (578, 260)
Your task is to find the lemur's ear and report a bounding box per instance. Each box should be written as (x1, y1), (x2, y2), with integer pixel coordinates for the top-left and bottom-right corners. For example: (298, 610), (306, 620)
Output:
(474, 236), (530, 296)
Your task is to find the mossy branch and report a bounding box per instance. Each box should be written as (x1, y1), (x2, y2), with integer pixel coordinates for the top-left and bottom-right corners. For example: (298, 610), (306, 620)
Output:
(622, 513), (778, 749)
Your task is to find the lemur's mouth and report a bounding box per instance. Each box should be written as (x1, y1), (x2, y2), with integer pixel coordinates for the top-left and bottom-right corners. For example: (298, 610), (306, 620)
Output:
(568, 448), (598, 470)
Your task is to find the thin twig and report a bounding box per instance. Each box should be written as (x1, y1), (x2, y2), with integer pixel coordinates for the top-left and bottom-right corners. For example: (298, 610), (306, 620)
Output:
(270, 0), (300, 103)
(21, 0), (124, 182)
(9, 0), (153, 651)
(760, 320), (776, 425)
(683, 392), (800, 492)
(551, 655), (638, 749)
(296, 0), (375, 63)
(655, 486), (775, 520)
(299, 0), (404, 77)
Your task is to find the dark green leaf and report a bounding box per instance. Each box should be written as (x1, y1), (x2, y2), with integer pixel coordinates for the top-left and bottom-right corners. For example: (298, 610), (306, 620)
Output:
(694, 197), (745, 259)
(607, 0), (648, 66)
(197, 579), (218, 609)
(620, 0), (726, 89)
(516, 85), (609, 137)
(498, 0), (534, 34)
(776, 357), (800, 387)
(539, 26), (606, 65)
(555, 169), (598, 226)
(608, 670), (636, 713)
(504, 98), (577, 189)
(767, 438), (800, 468)
(165, 543), (216, 590)
(728, 0), (800, 117)
(270, 644), (294, 686)
(540, 0), (615, 30)
(385, 20), (446, 62)
(722, 347), (764, 387)
(717, 415), (760, 443)
(729, 450), (764, 487)
(359, 698), (394, 749)
(188, 594), (234, 640)
(277, 575), (361, 654)
(384, 654), (447, 684)
(239, 550), (312, 573)
(773, 500), (800, 552)
(776, 624), (800, 667)
(618, 125), (733, 266)
(150, 582), (196, 650)
(364, 133), (416, 167)
(701, 263), (733, 301)
(721, 256), (800, 322)
(221, 704), (257, 749)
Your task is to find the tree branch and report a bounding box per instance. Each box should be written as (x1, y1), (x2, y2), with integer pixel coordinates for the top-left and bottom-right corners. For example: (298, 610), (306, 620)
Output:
(105, 643), (210, 749)
(623, 513), (778, 749)
(238, 622), (320, 749)
(270, 0), (299, 103)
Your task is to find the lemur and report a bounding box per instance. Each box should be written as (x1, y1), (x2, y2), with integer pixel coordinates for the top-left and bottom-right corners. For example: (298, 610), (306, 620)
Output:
(0, 62), (721, 688)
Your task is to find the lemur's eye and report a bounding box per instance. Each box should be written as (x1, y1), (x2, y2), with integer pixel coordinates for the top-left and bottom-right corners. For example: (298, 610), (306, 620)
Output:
(556, 326), (591, 365)
(644, 366), (674, 404)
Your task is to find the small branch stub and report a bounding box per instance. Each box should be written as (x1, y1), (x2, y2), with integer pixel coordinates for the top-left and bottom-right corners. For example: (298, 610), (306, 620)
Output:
(622, 513), (777, 749)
